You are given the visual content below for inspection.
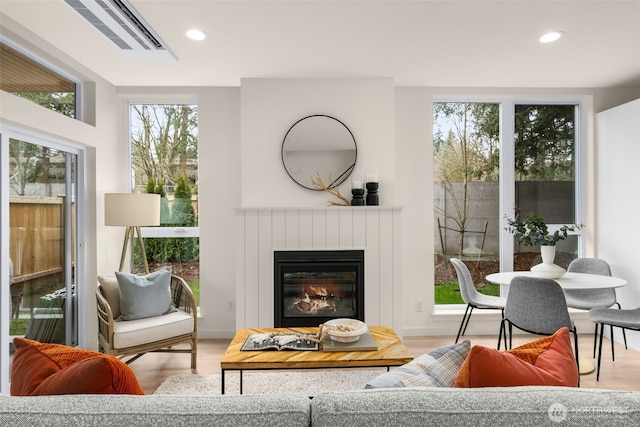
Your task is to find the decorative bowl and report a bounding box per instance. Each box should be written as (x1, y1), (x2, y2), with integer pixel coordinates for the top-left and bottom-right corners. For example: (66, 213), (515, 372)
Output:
(323, 318), (368, 343)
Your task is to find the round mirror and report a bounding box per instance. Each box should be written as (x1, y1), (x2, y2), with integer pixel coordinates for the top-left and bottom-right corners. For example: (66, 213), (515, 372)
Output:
(281, 115), (357, 190)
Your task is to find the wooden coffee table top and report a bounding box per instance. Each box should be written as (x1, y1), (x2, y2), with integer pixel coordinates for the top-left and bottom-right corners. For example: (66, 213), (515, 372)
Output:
(220, 326), (413, 370)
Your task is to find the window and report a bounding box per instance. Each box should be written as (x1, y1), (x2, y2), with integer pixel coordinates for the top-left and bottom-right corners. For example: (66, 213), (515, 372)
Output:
(0, 42), (77, 119)
(129, 103), (200, 305)
(434, 100), (583, 306)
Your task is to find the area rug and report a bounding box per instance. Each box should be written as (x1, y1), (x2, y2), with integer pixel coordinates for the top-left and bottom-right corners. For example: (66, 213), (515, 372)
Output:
(153, 369), (386, 395)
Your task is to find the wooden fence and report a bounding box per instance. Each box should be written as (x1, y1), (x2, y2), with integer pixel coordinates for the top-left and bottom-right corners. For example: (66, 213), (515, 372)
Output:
(9, 196), (73, 314)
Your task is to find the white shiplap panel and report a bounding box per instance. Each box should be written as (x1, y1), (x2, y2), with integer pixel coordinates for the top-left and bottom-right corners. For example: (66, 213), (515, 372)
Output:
(272, 210), (286, 250)
(392, 209), (404, 333)
(258, 210), (274, 327)
(352, 209), (367, 248)
(285, 210), (299, 249)
(242, 211), (260, 328)
(364, 210), (381, 325)
(235, 211), (247, 329)
(312, 209), (327, 248)
(339, 209), (354, 248)
(378, 209), (394, 327)
(235, 207), (403, 333)
(325, 209), (340, 248)
(299, 210), (313, 247)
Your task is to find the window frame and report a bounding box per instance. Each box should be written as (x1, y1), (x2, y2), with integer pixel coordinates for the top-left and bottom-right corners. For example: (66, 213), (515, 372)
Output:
(433, 96), (586, 308)
(125, 99), (200, 308)
(0, 37), (82, 121)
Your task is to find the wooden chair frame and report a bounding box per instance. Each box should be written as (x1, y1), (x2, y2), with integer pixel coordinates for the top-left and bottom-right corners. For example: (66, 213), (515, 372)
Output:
(96, 275), (198, 369)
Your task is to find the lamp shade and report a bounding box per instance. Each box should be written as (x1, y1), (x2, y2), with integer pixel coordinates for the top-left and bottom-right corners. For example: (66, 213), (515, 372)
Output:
(105, 193), (161, 226)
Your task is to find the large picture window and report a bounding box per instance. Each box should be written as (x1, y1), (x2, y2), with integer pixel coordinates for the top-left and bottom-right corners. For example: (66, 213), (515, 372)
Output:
(129, 103), (200, 305)
(434, 100), (583, 306)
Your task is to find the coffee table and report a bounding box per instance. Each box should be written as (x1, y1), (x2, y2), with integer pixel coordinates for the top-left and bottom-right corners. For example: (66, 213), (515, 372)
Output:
(220, 326), (413, 394)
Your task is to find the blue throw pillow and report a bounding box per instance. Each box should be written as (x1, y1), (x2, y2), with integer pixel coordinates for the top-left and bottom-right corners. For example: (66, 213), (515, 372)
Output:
(115, 267), (174, 321)
(365, 339), (471, 388)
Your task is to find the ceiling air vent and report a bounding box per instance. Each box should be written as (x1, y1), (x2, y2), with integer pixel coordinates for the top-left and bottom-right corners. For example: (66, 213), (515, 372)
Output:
(62, 0), (177, 61)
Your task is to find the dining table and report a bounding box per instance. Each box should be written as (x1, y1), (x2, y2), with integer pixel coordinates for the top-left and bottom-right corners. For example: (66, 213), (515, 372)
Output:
(485, 270), (627, 375)
(485, 271), (627, 290)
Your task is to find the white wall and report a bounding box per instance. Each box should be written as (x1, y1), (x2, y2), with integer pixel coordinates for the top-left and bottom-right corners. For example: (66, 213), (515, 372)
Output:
(596, 99), (640, 351)
(197, 88), (241, 338)
(240, 78), (395, 207)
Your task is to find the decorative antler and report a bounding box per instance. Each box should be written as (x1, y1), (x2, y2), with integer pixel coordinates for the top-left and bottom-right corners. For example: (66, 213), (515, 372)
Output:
(311, 172), (351, 206)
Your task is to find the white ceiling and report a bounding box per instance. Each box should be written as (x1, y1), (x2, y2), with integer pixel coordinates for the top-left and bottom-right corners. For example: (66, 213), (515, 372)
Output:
(1, 0), (639, 88)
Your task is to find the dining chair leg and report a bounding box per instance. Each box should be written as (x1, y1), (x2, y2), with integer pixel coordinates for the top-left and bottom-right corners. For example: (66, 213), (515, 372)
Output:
(497, 314), (507, 350)
(573, 330), (580, 387)
(592, 323), (598, 358)
(596, 323), (605, 381)
(508, 322), (513, 349)
(455, 304), (472, 344)
(610, 325), (615, 362)
(614, 303), (628, 349)
(461, 306), (474, 337)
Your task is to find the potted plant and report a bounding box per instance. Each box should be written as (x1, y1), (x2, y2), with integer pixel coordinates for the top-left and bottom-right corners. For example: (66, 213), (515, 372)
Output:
(505, 210), (584, 278)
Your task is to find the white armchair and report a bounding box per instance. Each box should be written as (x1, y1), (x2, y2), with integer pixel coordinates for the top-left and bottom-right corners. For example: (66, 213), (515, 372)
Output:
(96, 274), (197, 369)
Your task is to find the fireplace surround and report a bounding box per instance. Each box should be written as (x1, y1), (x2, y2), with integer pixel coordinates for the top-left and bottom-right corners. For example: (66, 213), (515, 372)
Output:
(235, 206), (403, 335)
(274, 250), (364, 327)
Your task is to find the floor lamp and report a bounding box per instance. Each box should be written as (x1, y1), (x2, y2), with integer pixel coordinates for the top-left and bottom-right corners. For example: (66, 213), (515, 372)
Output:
(105, 193), (160, 274)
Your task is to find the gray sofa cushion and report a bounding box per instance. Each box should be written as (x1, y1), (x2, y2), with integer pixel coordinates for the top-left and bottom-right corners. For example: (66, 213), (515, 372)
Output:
(0, 394), (311, 427)
(311, 387), (640, 427)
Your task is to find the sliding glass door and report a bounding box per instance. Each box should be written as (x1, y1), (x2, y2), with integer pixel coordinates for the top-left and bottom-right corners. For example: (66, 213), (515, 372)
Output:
(1, 127), (84, 394)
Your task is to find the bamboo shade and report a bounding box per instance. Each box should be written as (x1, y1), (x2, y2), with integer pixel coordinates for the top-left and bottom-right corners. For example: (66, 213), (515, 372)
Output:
(0, 42), (75, 93)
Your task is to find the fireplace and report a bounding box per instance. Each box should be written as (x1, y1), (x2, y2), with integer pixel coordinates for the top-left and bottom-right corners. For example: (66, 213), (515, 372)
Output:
(274, 250), (364, 327)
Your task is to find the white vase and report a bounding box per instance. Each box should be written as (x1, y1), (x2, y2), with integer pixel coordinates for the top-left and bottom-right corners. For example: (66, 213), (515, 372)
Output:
(530, 245), (566, 279)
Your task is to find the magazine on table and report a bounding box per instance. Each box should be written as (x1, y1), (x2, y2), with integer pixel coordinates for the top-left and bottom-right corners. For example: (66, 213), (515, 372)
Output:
(241, 332), (319, 351)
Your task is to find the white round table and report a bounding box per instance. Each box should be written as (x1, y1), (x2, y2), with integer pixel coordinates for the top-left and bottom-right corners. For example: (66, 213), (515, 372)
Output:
(485, 271), (627, 375)
(485, 271), (627, 290)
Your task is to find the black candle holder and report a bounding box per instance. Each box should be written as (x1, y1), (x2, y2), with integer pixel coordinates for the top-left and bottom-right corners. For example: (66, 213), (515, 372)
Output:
(351, 188), (365, 206)
(366, 182), (379, 206)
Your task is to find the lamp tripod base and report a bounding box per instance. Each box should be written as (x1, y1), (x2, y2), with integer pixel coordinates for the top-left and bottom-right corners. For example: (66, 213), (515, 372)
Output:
(119, 226), (150, 274)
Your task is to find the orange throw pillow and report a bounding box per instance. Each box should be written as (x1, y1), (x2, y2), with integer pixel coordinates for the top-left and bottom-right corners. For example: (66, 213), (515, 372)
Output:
(33, 355), (144, 395)
(10, 337), (143, 396)
(454, 327), (579, 388)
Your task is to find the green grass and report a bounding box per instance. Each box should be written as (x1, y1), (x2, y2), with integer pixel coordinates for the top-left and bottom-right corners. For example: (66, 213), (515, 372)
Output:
(9, 318), (29, 336)
(435, 282), (501, 305)
(188, 281), (200, 306)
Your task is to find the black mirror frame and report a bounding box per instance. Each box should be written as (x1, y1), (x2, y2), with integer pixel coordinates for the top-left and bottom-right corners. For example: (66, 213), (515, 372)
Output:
(281, 114), (357, 191)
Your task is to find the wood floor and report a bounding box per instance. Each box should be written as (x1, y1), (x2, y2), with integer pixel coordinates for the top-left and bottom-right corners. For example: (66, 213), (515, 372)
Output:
(130, 333), (640, 395)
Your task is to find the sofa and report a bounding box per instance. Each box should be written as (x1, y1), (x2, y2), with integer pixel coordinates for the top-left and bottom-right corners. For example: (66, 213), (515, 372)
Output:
(1, 386), (640, 426)
(6, 330), (639, 425)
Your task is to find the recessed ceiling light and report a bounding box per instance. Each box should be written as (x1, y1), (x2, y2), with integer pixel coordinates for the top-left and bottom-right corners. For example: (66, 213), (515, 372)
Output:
(186, 29), (206, 41)
(539, 31), (564, 43)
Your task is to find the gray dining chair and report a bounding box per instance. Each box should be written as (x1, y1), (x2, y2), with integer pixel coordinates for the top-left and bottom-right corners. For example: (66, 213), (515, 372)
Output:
(503, 276), (579, 371)
(450, 258), (507, 348)
(564, 258), (627, 357)
(589, 306), (640, 380)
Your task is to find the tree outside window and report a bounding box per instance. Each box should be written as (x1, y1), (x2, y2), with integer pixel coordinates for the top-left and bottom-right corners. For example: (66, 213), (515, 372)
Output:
(129, 104), (200, 304)
(434, 101), (579, 305)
